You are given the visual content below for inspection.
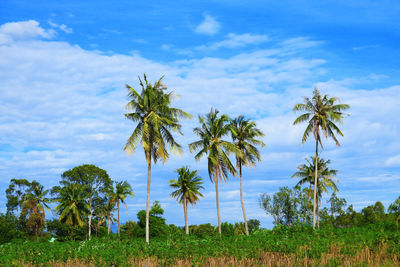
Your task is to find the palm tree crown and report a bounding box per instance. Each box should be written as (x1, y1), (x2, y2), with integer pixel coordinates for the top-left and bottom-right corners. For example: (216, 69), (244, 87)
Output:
(53, 183), (90, 227)
(169, 166), (204, 205)
(189, 108), (239, 183)
(292, 157), (339, 198)
(293, 88), (350, 148)
(124, 74), (191, 163)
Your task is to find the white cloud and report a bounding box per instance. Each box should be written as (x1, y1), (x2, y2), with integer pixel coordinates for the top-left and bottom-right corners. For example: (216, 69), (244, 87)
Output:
(0, 20), (55, 44)
(48, 20), (73, 34)
(194, 14), (220, 35)
(196, 33), (268, 50)
(385, 154), (400, 167)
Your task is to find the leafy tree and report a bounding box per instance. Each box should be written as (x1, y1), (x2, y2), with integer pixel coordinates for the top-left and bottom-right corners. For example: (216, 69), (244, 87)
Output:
(111, 181), (134, 235)
(328, 193), (347, 217)
(362, 201), (385, 224)
(124, 74), (191, 243)
(0, 213), (23, 243)
(21, 181), (51, 236)
(293, 88), (349, 229)
(5, 178), (31, 216)
(189, 223), (217, 237)
(230, 115), (265, 235)
(53, 183), (90, 227)
(295, 186), (313, 225)
(60, 164), (112, 239)
(136, 201), (168, 237)
(169, 166), (204, 235)
(259, 187), (298, 227)
(189, 108), (239, 234)
(388, 196), (400, 226)
(247, 219), (260, 233)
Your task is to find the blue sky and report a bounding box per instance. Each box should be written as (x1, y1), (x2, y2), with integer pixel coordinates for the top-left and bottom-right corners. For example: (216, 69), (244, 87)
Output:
(0, 0), (399, 228)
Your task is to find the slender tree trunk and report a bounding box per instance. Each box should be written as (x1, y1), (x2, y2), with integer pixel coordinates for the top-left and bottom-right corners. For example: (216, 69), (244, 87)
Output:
(145, 156), (152, 244)
(107, 216), (111, 234)
(215, 175), (221, 235)
(317, 198), (320, 229)
(239, 162), (249, 236)
(184, 199), (189, 235)
(313, 139), (319, 230)
(88, 197), (92, 240)
(117, 200), (121, 235)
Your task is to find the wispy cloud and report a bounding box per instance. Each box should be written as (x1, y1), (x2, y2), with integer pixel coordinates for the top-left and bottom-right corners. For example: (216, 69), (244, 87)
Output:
(194, 14), (220, 35)
(196, 33), (269, 51)
(48, 20), (73, 34)
(353, 44), (379, 51)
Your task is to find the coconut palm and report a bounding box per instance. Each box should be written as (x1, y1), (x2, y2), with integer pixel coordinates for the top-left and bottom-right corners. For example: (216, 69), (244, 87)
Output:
(124, 74), (191, 243)
(230, 115), (265, 235)
(189, 108), (240, 234)
(292, 156), (339, 228)
(53, 183), (90, 227)
(112, 181), (134, 236)
(293, 88), (349, 229)
(22, 181), (51, 236)
(169, 166), (204, 235)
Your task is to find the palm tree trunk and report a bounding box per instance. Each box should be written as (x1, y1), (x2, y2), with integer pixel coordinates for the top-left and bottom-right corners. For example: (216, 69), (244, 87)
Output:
(145, 155), (152, 244)
(215, 175), (221, 235)
(185, 198), (189, 235)
(117, 200), (120, 236)
(313, 139), (319, 230)
(317, 198), (320, 229)
(88, 197), (92, 240)
(107, 216), (111, 234)
(239, 162), (249, 236)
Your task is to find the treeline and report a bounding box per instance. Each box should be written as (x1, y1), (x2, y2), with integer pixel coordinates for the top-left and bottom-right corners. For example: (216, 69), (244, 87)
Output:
(260, 186), (400, 229)
(0, 169), (261, 243)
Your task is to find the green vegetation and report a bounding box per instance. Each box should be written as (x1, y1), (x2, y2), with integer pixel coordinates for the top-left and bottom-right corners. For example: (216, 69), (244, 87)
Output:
(0, 224), (399, 266)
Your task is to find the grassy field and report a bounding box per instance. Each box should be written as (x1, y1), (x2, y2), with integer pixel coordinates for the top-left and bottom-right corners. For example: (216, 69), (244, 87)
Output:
(1, 225), (399, 266)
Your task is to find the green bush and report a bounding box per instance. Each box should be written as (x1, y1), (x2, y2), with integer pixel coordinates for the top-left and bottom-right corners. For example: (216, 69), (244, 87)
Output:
(0, 213), (24, 243)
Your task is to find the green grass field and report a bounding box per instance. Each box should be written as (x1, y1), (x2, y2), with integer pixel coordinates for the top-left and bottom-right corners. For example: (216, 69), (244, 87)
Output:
(1, 224), (399, 266)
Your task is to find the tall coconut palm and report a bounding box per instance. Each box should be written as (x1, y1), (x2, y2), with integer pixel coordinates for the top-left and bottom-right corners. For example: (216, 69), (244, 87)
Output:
(111, 181), (134, 236)
(124, 74), (191, 244)
(169, 166), (204, 235)
(53, 183), (90, 227)
(230, 115), (265, 235)
(292, 156), (339, 228)
(189, 108), (240, 234)
(22, 181), (51, 236)
(293, 88), (349, 229)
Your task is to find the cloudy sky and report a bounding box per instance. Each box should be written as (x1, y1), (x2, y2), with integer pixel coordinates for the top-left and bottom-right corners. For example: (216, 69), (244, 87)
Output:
(0, 0), (399, 228)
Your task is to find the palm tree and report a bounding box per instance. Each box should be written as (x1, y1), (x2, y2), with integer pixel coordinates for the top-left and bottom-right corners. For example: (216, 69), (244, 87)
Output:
(230, 115), (265, 235)
(124, 74), (191, 243)
(53, 183), (90, 227)
(22, 181), (51, 236)
(292, 156), (339, 228)
(293, 88), (349, 229)
(169, 166), (204, 235)
(94, 193), (117, 235)
(112, 181), (134, 236)
(189, 108), (240, 234)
